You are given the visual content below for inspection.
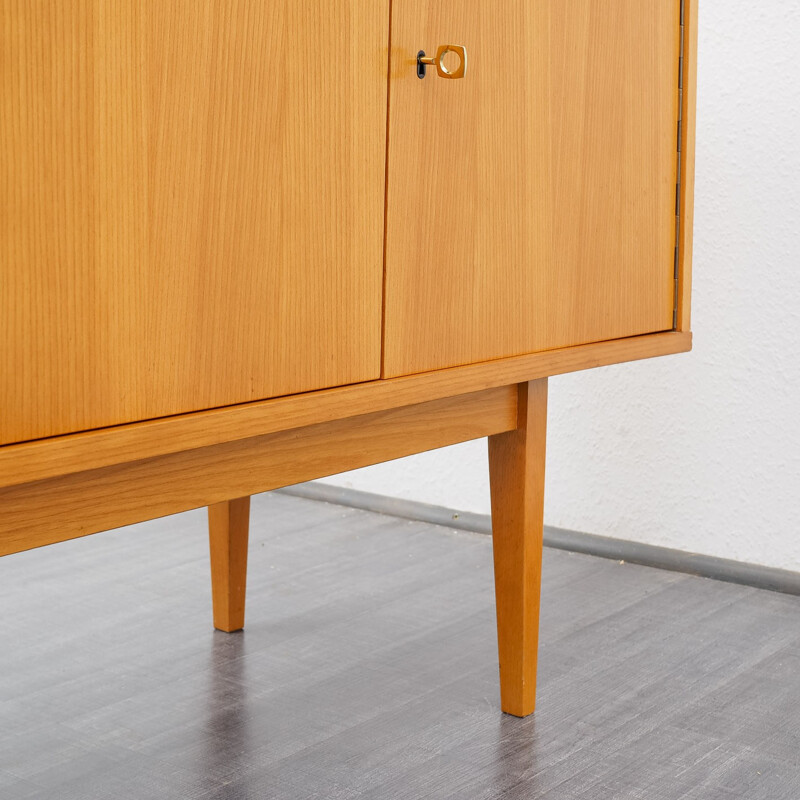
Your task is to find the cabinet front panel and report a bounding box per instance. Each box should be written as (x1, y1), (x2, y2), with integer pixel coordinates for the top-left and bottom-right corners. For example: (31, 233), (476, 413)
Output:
(383, 1), (680, 377)
(1, 1), (387, 444)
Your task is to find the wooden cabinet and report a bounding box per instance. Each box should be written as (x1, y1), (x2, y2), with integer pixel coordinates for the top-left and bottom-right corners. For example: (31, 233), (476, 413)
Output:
(0, 1), (697, 717)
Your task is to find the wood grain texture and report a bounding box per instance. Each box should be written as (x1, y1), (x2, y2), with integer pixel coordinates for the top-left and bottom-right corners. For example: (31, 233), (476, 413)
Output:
(0, 331), (691, 490)
(0, 386), (517, 556)
(488, 380), (548, 717)
(677, 0), (698, 331)
(383, 0), (681, 376)
(208, 496), (250, 633)
(0, 1), (388, 445)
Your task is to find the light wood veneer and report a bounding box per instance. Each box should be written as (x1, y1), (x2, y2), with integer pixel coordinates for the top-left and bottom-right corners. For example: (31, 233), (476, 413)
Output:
(384, 0), (680, 376)
(0, 0), (387, 444)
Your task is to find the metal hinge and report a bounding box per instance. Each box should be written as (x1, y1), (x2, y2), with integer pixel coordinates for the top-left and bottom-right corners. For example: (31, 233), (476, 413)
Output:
(673, 0), (685, 329)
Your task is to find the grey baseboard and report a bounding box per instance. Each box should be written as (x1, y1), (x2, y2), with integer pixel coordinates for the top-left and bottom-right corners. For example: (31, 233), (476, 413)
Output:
(278, 482), (800, 597)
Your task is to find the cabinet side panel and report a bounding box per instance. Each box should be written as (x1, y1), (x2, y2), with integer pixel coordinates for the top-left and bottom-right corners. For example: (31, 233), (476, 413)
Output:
(677, 0), (698, 331)
(0, 1), (388, 444)
(383, 0), (680, 377)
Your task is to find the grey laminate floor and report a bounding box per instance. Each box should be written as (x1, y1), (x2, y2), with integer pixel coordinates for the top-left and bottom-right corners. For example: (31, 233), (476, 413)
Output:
(1, 492), (798, 799)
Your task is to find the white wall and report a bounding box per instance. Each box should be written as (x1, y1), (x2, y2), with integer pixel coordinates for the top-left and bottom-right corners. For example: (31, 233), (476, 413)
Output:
(321, 0), (800, 571)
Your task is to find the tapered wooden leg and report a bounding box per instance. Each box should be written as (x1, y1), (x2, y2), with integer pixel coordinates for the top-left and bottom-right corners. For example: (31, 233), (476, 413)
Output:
(488, 379), (548, 717)
(208, 496), (251, 632)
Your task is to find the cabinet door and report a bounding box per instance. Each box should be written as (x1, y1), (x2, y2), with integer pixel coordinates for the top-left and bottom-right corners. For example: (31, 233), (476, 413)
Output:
(383, 0), (680, 377)
(0, 2), (387, 445)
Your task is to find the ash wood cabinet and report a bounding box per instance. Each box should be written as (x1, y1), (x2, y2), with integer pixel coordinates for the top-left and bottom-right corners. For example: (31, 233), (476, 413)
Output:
(0, 1), (697, 717)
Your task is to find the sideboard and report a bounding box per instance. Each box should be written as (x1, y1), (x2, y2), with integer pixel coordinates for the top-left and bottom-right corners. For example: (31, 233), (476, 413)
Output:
(0, 0), (697, 717)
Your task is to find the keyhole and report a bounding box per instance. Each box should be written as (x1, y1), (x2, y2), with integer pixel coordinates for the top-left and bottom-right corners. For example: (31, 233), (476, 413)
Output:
(417, 50), (427, 79)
